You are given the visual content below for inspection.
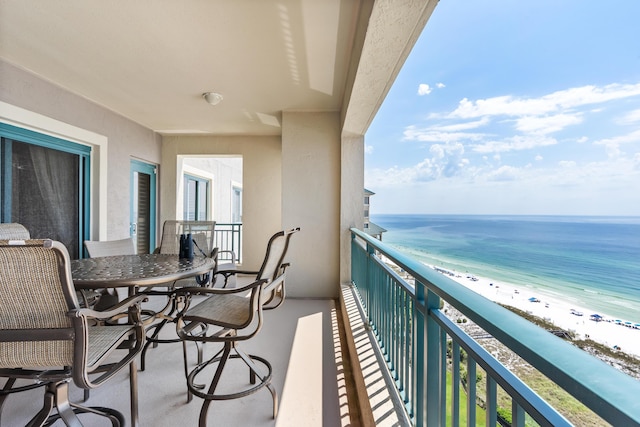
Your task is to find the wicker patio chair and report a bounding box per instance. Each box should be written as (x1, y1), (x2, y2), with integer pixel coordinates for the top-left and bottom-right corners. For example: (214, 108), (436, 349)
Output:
(0, 223), (30, 240)
(0, 223), (97, 315)
(0, 239), (146, 426)
(140, 220), (217, 371)
(174, 227), (299, 425)
(0, 224), (31, 418)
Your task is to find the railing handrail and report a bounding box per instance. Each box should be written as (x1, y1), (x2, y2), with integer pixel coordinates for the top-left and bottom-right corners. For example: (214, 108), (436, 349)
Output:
(350, 227), (640, 426)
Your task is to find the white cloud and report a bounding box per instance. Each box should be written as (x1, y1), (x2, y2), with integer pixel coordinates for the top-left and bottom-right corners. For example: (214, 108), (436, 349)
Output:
(471, 135), (557, 154)
(593, 129), (640, 159)
(429, 117), (491, 132)
(593, 129), (640, 146)
(366, 142), (469, 186)
(448, 83), (640, 119)
(436, 82), (446, 89)
(403, 126), (486, 143)
(618, 109), (640, 124)
(514, 113), (583, 134)
(418, 84), (432, 95)
(487, 165), (520, 181)
(365, 145), (374, 154)
(368, 81), (640, 214)
(558, 160), (577, 168)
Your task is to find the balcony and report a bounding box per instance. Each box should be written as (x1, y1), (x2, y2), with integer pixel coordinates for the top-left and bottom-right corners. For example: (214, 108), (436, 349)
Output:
(4, 229), (638, 426)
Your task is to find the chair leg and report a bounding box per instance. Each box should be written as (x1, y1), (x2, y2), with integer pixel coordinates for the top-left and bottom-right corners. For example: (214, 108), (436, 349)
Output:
(129, 360), (139, 427)
(25, 385), (56, 427)
(267, 382), (279, 419)
(234, 346), (278, 418)
(190, 342), (278, 424)
(140, 319), (168, 371)
(0, 378), (17, 423)
(198, 343), (232, 427)
(182, 340), (193, 403)
(53, 381), (83, 427)
(68, 405), (124, 426)
(30, 380), (124, 427)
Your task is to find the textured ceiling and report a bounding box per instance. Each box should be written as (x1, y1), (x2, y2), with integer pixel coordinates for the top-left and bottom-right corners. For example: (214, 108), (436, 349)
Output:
(0, 0), (361, 135)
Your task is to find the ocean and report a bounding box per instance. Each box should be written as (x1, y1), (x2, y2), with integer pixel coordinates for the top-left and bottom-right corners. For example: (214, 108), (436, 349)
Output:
(371, 214), (640, 323)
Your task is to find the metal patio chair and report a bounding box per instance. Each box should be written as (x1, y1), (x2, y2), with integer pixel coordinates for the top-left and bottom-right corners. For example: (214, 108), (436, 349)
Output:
(140, 220), (217, 371)
(0, 239), (146, 427)
(174, 227), (299, 425)
(84, 237), (137, 311)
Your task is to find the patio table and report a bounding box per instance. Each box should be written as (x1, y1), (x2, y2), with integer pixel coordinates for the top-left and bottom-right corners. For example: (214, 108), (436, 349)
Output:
(71, 253), (215, 427)
(71, 253), (215, 289)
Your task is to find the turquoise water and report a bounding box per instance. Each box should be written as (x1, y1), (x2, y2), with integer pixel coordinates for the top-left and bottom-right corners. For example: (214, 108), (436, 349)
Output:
(371, 214), (640, 323)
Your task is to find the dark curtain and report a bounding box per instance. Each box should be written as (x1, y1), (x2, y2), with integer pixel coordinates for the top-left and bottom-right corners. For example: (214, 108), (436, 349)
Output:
(11, 141), (80, 258)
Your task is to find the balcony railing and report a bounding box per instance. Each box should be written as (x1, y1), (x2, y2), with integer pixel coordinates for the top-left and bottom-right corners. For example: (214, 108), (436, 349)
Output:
(214, 222), (242, 263)
(350, 228), (640, 426)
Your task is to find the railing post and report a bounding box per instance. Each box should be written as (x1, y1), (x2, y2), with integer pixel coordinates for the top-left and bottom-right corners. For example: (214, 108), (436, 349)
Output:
(452, 342), (461, 426)
(413, 280), (426, 425)
(426, 288), (441, 426)
(365, 241), (375, 325)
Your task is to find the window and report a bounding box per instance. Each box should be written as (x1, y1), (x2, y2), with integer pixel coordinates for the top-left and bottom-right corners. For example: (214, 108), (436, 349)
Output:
(232, 185), (242, 223)
(184, 174), (209, 220)
(1, 123), (90, 259)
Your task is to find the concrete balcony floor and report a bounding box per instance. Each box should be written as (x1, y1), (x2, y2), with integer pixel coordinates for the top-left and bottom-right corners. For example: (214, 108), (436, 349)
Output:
(2, 298), (357, 427)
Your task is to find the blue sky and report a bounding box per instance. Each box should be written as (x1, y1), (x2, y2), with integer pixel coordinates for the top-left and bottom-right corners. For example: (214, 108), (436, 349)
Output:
(365, 0), (640, 216)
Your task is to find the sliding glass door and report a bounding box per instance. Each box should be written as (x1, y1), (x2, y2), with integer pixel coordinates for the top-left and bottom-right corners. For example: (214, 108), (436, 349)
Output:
(0, 123), (90, 259)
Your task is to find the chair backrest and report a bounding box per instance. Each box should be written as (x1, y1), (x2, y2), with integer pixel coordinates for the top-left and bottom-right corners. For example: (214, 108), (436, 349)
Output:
(256, 228), (300, 284)
(84, 237), (136, 257)
(0, 223), (31, 240)
(0, 239), (77, 369)
(158, 220), (216, 257)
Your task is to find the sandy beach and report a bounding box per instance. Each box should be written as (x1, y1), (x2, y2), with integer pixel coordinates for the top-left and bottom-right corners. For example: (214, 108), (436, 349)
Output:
(431, 265), (640, 359)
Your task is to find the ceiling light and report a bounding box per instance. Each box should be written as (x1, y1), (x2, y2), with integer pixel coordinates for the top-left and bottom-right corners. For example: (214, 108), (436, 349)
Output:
(202, 92), (223, 106)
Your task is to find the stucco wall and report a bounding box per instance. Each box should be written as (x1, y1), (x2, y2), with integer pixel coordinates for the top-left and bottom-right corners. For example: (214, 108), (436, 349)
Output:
(282, 112), (341, 298)
(341, 135), (365, 285)
(161, 135), (281, 271)
(0, 60), (162, 240)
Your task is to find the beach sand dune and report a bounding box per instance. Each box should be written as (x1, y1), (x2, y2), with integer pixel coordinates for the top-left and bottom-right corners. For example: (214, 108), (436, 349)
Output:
(436, 267), (640, 359)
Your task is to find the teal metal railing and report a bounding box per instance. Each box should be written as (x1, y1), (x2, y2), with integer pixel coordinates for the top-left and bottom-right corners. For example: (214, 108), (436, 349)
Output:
(350, 228), (640, 426)
(215, 223), (242, 263)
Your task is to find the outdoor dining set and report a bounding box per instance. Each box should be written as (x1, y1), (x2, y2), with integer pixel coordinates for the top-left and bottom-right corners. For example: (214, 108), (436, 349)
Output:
(0, 221), (299, 427)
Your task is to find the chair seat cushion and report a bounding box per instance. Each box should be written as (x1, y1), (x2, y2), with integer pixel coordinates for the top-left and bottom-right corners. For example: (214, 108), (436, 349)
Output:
(87, 325), (134, 368)
(184, 294), (251, 329)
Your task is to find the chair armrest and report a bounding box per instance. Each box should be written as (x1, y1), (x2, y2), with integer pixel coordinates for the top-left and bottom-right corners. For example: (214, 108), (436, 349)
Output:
(216, 248), (236, 263)
(71, 294), (147, 322)
(176, 278), (267, 298)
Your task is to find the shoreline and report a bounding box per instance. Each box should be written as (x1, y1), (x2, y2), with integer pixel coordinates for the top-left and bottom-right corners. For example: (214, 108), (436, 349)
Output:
(430, 264), (640, 359)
